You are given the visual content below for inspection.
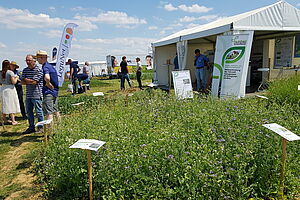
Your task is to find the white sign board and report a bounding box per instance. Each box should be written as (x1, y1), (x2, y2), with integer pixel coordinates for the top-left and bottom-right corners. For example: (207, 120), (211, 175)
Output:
(298, 85), (300, 90)
(263, 123), (300, 141)
(69, 139), (106, 152)
(274, 37), (293, 67)
(35, 118), (53, 127)
(172, 70), (193, 99)
(256, 95), (269, 99)
(72, 102), (85, 106)
(93, 92), (104, 96)
(212, 32), (254, 98)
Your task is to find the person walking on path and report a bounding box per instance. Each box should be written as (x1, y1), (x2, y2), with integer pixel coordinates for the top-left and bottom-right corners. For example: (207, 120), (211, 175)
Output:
(36, 50), (60, 122)
(194, 49), (209, 92)
(0, 60), (20, 125)
(120, 56), (132, 90)
(21, 55), (44, 134)
(12, 62), (27, 119)
(135, 57), (143, 89)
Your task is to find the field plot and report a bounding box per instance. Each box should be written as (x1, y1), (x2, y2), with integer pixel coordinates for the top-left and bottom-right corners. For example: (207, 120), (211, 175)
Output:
(1, 75), (300, 200)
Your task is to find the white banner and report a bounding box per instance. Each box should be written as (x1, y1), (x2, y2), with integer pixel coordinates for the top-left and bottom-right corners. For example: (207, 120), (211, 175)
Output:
(172, 70), (193, 99)
(55, 23), (78, 87)
(212, 31), (253, 98)
(176, 40), (188, 70)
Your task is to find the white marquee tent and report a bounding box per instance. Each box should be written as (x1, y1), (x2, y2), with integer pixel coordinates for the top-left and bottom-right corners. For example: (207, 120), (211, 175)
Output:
(152, 0), (300, 88)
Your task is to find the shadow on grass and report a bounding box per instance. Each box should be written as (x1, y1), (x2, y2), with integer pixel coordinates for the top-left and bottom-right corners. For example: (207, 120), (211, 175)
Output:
(16, 160), (33, 170)
(0, 134), (43, 147)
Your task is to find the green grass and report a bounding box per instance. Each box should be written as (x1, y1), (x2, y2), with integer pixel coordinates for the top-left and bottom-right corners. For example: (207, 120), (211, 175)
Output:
(35, 86), (300, 199)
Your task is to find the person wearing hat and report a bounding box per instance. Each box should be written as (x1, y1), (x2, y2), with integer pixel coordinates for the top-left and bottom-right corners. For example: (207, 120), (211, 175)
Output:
(0, 60), (20, 125)
(11, 61), (27, 119)
(21, 55), (44, 134)
(36, 50), (60, 121)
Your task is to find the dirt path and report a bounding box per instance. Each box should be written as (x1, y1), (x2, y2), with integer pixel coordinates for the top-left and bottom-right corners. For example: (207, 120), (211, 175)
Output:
(0, 125), (44, 200)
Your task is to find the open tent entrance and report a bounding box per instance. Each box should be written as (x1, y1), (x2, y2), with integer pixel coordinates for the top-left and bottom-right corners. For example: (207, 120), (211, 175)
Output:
(155, 30), (300, 93)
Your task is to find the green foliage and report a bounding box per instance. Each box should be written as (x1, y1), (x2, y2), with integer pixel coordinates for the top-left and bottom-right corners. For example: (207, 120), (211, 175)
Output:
(35, 89), (300, 199)
(268, 75), (300, 106)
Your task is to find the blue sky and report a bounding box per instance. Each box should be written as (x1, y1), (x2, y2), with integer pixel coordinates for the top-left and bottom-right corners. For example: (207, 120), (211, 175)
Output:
(0, 0), (300, 68)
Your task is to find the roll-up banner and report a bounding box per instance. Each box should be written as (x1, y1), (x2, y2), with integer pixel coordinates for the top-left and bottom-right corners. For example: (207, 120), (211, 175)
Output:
(211, 31), (253, 98)
(55, 23), (78, 87)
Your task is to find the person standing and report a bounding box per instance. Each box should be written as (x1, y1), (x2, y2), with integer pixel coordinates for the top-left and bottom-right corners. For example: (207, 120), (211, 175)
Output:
(173, 53), (179, 70)
(11, 62), (27, 119)
(67, 59), (80, 96)
(194, 49), (209, 92)
(135, 57), (142, 89)
(0, 60), (20, 125)
(82, 61), (91, 91)
(36, 50), (60, 121)
(120, 56), (132, 90)
(21, 55), (44, 134)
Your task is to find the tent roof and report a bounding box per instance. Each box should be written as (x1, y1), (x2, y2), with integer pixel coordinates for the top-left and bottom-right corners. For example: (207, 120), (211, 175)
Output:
(153, 1), (300, 47)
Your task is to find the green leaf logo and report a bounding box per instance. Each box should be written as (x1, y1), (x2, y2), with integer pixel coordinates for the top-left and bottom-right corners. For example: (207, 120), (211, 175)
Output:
(222, 46), (245, 66)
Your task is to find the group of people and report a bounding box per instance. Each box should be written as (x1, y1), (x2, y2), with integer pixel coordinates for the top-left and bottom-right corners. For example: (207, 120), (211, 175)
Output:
(67, 59), (91, 96)
(119, 56), (143, 90)
(0, 50), (60, 134)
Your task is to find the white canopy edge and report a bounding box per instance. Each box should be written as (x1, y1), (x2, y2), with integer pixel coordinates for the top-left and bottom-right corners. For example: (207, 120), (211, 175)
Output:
(152, 1), (300, 47)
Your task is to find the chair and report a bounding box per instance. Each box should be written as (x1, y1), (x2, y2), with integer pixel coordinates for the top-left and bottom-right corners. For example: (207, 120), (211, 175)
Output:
(257, 68), (270, 91)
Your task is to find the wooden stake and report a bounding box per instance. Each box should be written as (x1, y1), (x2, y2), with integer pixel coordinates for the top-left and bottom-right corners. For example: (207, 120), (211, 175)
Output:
(43, 124), (48, 145)
(279, 137), (287, 199)
(86, 150), (93, 200)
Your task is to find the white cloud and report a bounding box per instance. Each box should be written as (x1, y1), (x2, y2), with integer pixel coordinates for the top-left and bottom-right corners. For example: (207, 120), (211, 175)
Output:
(186, 23), (200, 28)
(69, 37), (156, 61)
(38, 30), (62, 38)
(0, 7), (97, 31)
(164, 3), (178, 11)
(178, 4), (212, 13)
(163, 3), (213, 13)
(70, 6), (87, 11)
(297, 3), (300, 7)
(158, 23), (183, 35)
(148, 26), (158, 30)
(179, 16), (197, 23)
(75, 11), (147, 25)
(179, 15), (219, 23)
(49, 6), (55, 11)
(0, 42), (6, 48)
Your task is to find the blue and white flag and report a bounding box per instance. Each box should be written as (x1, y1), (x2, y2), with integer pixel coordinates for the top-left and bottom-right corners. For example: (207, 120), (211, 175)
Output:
(55, 23), (78, 87)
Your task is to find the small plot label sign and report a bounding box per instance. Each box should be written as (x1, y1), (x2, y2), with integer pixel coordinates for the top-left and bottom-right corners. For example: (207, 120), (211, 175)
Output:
(35, 118), (53, 127)
(263, 123), (300, 141)
(72, 102), (85, 106)
(69, 139), (106, 152)
(93, 92), (104, 96)
(256, 95), (269, 99)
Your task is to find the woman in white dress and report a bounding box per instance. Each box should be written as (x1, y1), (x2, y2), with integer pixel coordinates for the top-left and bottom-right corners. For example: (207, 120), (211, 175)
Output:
(1, 60), (20, 125)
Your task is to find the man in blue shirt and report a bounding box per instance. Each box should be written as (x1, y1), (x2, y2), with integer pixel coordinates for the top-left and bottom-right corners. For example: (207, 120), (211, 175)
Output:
(67, 59), (80, 95)
(194, 49), (209, 92)
(21, 55), (44, 134)
(36, 50), (60, 121)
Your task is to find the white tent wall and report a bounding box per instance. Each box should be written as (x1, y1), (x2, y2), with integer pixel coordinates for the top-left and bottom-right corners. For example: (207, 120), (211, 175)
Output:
(154, 44), (176, 86)
(152, 1), (300, 89)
